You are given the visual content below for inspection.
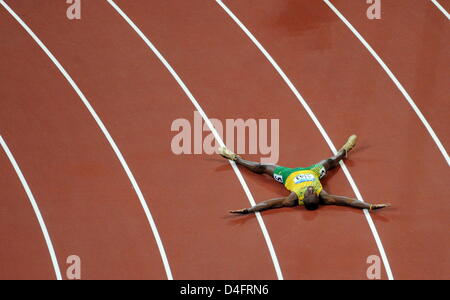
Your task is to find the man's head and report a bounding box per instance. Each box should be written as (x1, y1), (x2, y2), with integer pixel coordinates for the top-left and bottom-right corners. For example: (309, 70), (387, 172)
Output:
(303, 186), (320, 211)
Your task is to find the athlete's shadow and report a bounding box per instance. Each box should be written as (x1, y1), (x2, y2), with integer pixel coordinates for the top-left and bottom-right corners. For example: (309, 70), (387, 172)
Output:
(224, 203), (394, 226)
(223, 206), (320, 226)
(369, 209), (393, 223)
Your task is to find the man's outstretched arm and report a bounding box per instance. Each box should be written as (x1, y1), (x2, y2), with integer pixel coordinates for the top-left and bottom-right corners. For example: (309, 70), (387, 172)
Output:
(230, 192), (298, 214)
(319, 190), (390, 210)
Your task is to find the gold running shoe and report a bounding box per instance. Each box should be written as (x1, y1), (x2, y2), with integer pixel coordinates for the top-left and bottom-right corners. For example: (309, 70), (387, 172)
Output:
(340, 134), (357, 156)
(218, 146), (240, 161)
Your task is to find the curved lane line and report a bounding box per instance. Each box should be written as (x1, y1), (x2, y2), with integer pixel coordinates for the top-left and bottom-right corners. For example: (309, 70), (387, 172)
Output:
(0, 0), (173, 280)
(431, 0), (450, 20)
(0, 135), (62, 280)
(107, 0), (284, 280)
(324, 0), (450, 166)
(216, 0), (394, 280)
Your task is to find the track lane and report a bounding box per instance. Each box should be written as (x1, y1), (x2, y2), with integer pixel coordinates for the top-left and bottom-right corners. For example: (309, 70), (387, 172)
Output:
(0, 4), (166, 279)
(328, 0), (449, 165)
(331, 0), (449, 150)
(113, 0), (388, 279)
(107, 0), (283, 279)
(1, 0), (172, 278)
(222, 0), (450, 279)
(0, 139), (56, 279)
(217, 0), (393, 280)
(5, 0), (278, 279)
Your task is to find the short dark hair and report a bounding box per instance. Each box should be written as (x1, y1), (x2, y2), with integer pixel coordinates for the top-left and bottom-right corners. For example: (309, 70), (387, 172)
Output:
(303, 194), (320, 211)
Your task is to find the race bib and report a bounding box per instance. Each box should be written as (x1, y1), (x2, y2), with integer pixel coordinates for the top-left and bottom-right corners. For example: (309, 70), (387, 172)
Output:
(319, 166), (326, 179)
(274, 173), (283, 183)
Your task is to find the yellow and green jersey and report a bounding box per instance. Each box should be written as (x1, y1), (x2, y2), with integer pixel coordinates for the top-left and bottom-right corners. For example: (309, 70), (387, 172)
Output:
(273, 164), (326, 205)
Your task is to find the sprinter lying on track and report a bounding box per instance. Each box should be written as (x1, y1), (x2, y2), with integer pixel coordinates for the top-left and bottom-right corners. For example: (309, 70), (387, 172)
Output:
(219, 135), (390, 214)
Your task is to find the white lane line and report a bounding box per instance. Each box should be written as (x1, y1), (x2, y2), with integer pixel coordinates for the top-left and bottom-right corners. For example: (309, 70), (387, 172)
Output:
(0, 0), (173, 280)
(431, 0), (450, 20)
(0, 135), (62, 280)
(216, 0), (394, 280)
(324, 0), (450, 167)
(106, 0), (284, 280)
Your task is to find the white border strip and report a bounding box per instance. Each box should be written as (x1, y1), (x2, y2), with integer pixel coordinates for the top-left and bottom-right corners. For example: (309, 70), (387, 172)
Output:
(0, 0), (173, 280)
(216, 0), (394, 280)
(0, 135), (62, 280)
(107, 0), (283, 280)
(431, 0), (450, 20)
(324, 0), (449, 166)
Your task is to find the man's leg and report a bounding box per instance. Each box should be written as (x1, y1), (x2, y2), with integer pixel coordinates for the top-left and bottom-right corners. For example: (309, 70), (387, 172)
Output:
(235, 157), (278, 176)
(317, 134), (357, 172)
(218, 146), (277, 176)
(317, 149), (346, 172)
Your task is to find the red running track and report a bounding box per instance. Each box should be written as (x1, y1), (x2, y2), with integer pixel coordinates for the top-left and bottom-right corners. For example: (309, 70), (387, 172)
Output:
(0, 0), (448, 279)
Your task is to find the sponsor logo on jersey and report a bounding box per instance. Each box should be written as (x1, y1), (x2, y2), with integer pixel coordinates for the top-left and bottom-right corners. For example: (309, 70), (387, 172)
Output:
(293, 173), (315, 184)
